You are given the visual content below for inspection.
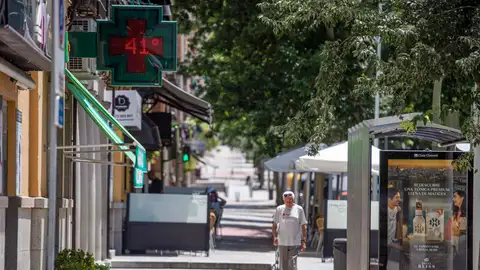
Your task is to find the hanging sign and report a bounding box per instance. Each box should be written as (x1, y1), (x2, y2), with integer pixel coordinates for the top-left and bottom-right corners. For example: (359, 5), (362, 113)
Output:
(111, 90), (142, 130)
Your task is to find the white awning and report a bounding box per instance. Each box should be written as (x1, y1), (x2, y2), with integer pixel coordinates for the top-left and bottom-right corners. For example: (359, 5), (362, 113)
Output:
(296, 141), (380, 174)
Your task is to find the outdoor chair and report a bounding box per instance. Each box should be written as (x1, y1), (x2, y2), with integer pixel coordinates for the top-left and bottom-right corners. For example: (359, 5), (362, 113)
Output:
(214, 207), (224, 239)
(310, 216), (325, 261)
(209, 210), (217, 251)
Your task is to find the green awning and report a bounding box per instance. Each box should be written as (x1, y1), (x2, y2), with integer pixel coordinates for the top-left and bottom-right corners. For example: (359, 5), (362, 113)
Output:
(65, 69), (147, 175)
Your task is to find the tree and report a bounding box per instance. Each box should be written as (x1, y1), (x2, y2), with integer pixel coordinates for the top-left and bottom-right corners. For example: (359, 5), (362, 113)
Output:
(259, 0), (480, 160)
(172, 0), (324, 158)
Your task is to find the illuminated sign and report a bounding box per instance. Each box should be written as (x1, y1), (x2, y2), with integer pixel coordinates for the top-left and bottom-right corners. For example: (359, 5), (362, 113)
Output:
(96, 5), (177, 86)
(109, 19), (164, 73)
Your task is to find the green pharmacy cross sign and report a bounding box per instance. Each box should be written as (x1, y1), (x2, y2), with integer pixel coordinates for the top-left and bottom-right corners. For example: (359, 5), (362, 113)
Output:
(69, 5), (177, 87)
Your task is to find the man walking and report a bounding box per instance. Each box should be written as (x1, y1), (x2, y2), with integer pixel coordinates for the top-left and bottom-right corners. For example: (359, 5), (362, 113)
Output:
(272, 190), (307, 270)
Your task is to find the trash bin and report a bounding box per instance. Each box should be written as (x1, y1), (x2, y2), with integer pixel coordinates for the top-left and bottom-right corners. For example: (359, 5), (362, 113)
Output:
(333, 238), (347, 270)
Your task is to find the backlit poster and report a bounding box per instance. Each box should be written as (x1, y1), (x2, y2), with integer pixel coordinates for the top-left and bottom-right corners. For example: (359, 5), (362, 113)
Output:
(379, 151), (472, 270)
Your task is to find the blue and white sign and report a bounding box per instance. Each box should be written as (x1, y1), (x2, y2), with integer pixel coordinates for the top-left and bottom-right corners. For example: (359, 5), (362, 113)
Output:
(133, 168), (144, 189)
(135, 146), (147, 172)
(54, 96), (64, 128)
(59, 0), (65, 49)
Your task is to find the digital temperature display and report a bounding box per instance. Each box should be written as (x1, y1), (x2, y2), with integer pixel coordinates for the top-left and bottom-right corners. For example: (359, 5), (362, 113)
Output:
(109, 19), (164, 73)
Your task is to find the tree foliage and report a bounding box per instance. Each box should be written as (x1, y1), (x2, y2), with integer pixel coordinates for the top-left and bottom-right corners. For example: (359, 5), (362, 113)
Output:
(259, 0), (480, 157)
(172, 0), (324, 158)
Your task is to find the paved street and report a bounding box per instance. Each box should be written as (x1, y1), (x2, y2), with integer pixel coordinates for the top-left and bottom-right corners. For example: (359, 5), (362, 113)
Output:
(112, 149), (332, 270)
(112, 190), (332, 270)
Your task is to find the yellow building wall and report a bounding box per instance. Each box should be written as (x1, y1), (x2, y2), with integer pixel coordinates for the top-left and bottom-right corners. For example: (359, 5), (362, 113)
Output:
(113, 131), (125, 202)
(17, 82), (30, 196)
(29, 71), (48, 197)
(2, 71), (47, 197)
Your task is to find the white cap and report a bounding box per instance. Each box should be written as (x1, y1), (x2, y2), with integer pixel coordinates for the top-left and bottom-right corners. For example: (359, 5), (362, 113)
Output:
(283, 191), (295, 199)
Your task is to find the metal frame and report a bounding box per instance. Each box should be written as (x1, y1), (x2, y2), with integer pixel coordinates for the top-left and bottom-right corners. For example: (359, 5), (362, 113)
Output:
(346, 113), (468, 270)
(59, 143), (137, 166)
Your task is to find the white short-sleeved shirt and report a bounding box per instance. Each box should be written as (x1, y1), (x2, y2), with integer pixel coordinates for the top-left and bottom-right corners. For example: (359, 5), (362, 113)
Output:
(273, 204), (307, 246)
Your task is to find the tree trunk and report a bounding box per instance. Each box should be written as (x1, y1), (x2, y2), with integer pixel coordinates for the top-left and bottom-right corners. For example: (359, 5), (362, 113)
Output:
(257, 161), (265, 189)
(432, 78), (443, 124)
(431, 78), (444, 150)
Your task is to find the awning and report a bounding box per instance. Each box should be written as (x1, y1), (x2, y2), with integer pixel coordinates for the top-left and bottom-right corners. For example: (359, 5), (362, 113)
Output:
(296, 141), (381, 175)
(0, 57), (36, 89)
(63, 69), (148, 186)
(265, 145), (326, 173)
(140, 77), (212, 124)
(125, 114), (162, 151)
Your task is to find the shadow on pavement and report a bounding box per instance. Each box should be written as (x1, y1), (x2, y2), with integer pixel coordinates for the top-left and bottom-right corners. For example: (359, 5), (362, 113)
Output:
(220, 217), (273, 224)
(224, 204), (275, 210)
(214, 236), (273, 252)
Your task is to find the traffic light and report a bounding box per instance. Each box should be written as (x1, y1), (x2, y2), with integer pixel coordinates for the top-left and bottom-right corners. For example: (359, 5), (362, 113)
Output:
(182, 145), (191, 162)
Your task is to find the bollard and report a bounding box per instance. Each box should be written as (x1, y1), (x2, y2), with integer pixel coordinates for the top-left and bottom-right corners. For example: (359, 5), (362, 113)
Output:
(235, 192), (240, 202)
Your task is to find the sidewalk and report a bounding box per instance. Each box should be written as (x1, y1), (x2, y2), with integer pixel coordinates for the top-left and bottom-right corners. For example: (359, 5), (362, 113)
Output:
(111, 250), (333, 270)
(111, 250), (272, 269)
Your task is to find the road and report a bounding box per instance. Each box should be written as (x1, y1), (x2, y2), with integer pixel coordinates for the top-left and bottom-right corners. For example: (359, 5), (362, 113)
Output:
(112, 147), (331, 269)
(112, 190), (332, 270)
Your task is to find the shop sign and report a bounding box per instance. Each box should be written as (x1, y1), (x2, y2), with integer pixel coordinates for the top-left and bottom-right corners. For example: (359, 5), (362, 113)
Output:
(112, 90), (142, 130)
(59, 0), (65, 49)
(34, 0), (51, 53)
(379, 151), (471, 270)
(133, 168), (144, 189)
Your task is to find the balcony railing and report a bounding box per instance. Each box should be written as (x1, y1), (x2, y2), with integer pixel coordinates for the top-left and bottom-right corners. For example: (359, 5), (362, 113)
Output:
(0, 0), (52, 70)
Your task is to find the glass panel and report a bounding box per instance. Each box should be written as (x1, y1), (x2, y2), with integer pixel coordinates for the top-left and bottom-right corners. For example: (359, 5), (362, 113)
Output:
(380, 151), (469, 270)
(128, 193), (208, 224)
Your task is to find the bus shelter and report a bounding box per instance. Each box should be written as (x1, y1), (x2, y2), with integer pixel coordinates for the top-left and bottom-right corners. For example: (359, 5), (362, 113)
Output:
(346, 113), (478, 270)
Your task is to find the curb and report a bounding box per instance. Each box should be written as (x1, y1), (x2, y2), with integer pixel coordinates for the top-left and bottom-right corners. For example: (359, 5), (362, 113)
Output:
(111, 261), (271, 269)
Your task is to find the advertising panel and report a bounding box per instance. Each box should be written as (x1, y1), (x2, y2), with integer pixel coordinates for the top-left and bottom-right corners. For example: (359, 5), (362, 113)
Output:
(379, 151), (472, 270)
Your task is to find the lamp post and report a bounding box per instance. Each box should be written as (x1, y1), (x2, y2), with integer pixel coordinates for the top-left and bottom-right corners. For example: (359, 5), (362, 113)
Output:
(46, 0), (66, 268)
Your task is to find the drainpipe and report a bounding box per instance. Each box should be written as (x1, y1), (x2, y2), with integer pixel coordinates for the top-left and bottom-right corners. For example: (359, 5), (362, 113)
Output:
(106, 88), (115, 258)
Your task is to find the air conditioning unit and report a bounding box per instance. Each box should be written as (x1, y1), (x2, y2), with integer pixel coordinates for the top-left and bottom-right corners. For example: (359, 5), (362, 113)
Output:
(68, 19), (99, 80)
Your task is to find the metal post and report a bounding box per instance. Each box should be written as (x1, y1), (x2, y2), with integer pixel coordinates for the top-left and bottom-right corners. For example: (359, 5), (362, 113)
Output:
(293, 170), (299, 204)
(373, 3), (383, 148)
(305, 172), (311, 222)
(47, 0), (65, 268)
(106, 89), (115, 257)
(472, 87), (480, 270)
(175, 126), (180, 186)
(268, 170), (273, 200)
(372, 2), (383, 203)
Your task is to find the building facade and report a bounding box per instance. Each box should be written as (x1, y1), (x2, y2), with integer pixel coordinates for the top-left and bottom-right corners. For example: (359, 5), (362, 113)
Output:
(108, 5), (213, 255)
(0, 0), (211, 268)
(0, 0), (73, 269)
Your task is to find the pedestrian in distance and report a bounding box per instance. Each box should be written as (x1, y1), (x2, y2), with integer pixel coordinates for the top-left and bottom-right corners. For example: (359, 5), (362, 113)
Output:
(272, 190), (307, 270)
(147, 171), (163, 193)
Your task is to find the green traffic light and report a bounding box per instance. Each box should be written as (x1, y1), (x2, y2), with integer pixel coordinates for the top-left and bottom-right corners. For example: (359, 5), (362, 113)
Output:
(182, 153), (190, 162)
